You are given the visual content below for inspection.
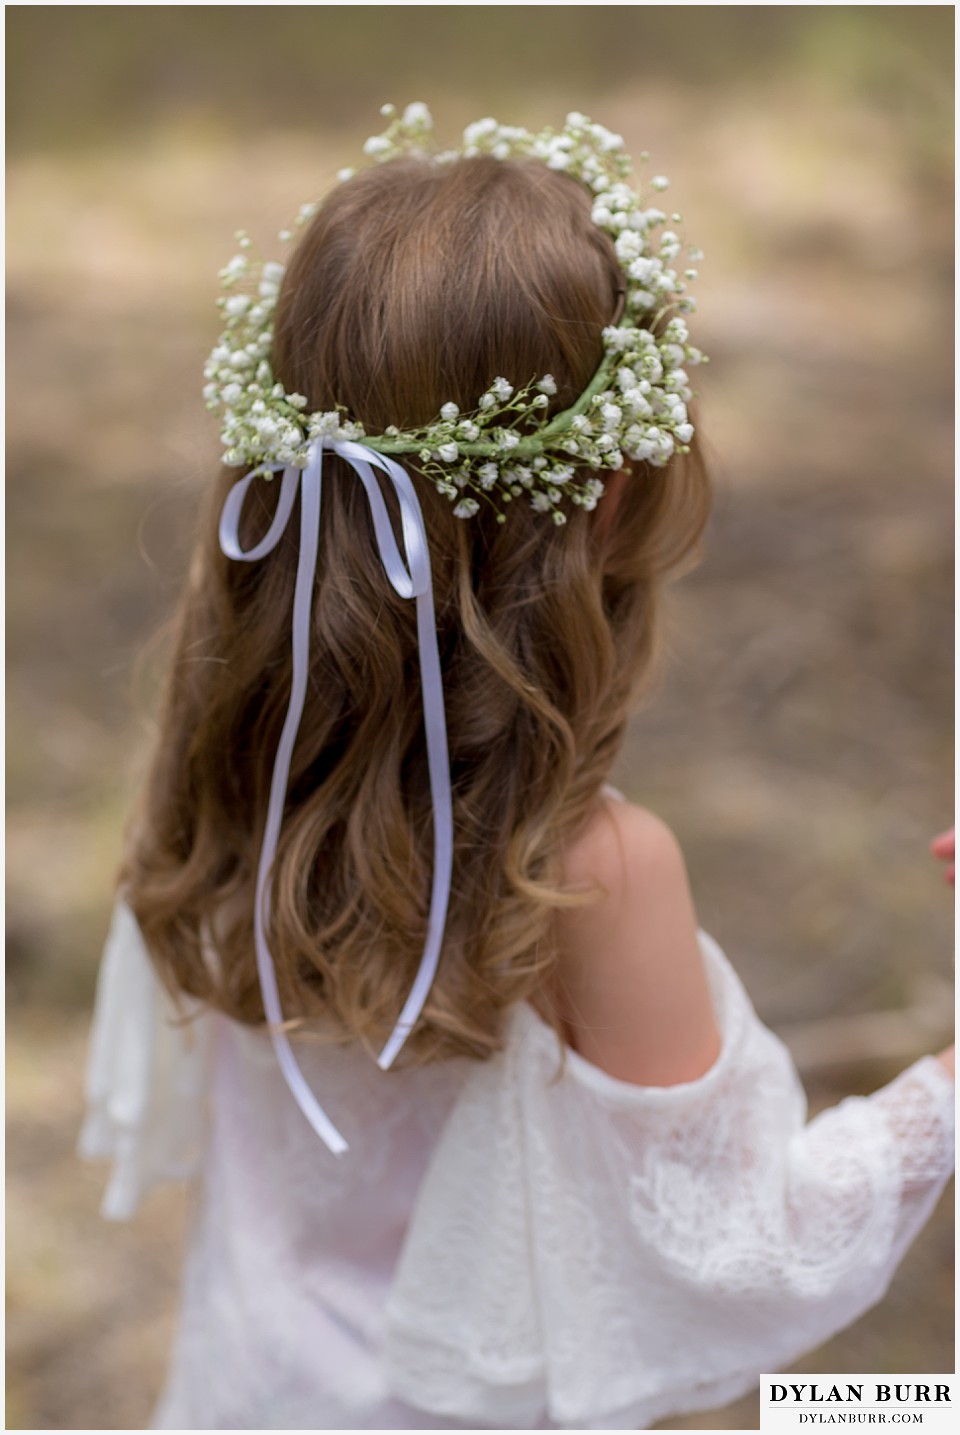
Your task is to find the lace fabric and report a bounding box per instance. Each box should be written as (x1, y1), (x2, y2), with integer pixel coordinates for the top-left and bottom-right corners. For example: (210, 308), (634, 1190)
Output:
(382, 933), (955, 1429)
(78, 901), (954, 1430)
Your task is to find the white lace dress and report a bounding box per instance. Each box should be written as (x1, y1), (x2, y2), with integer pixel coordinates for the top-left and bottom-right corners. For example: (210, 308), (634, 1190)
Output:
(79, 885), (955, 1430)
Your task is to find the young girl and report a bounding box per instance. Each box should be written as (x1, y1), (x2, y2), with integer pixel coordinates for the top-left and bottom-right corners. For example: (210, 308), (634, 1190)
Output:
(79, 105), (955, 1431)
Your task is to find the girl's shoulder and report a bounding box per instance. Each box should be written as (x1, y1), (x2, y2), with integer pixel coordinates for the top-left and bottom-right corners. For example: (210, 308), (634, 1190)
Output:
(563, 785), (688, 892)
(551, 788), (722, 1086)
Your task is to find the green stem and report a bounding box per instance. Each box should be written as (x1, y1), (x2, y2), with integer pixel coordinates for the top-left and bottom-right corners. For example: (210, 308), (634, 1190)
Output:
(363, 347), (620, 459)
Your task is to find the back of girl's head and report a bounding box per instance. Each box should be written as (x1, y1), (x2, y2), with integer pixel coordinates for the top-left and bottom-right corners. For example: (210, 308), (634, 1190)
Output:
(123, 152), (710, 1064)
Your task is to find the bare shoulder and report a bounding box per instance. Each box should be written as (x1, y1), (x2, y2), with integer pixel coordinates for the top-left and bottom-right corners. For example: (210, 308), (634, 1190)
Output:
(551, 795), (722, 1086)
(561, 795), (688, 896)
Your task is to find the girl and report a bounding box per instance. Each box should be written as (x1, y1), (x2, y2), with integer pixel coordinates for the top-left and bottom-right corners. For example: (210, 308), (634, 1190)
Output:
(79, 106), (955, 1431)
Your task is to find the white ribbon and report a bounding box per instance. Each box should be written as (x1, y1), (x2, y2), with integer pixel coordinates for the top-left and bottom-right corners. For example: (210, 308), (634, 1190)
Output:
(218, 438), (453, 1155)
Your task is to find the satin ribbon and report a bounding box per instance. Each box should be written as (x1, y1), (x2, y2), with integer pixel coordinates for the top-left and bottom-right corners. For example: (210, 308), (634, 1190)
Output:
(218, 438), (453, 1155)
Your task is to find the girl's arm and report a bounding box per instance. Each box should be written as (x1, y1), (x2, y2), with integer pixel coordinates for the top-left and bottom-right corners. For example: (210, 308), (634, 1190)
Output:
(556, 794), (954, 1088)
(555, 796), (722, 1084)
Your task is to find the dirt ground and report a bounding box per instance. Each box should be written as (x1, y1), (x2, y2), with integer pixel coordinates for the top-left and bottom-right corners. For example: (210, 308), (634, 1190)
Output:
(6, 43), (954, 1434)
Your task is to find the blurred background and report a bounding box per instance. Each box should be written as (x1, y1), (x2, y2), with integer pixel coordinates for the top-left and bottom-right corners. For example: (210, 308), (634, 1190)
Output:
(6, 4), (954, 1428)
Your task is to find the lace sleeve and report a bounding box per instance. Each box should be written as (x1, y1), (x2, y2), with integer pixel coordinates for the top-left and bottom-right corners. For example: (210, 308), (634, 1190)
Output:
(382, 931), (955, 1431)
(76, 899), (213, 1221)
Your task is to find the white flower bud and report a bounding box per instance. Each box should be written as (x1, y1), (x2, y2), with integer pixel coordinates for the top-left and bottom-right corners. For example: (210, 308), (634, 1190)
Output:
(403, 101), (432, 128)
(440, 402), (459, 422)
(463, 117), (499, 146)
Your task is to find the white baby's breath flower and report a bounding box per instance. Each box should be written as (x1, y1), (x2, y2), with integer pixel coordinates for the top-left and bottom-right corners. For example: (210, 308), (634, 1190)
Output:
(219, 255), (248, 283)
(463, 117), (498, 145)
(363, 135), (392, 157)
(403, 102), (432, 128)
(224, 295), (251, 318)
(479, 393), (497, 411)
(491, 376), (513, 401)
(457, 420), (480, 441)
(537, 374), (558, 395)
(440, 402), (459, 422)
(478, 463), (499, 489)
(437, 442), (459, 463)
(649, 175), (670, 191)
(453, 497), (480, 518)
(614, 231), (643, 261)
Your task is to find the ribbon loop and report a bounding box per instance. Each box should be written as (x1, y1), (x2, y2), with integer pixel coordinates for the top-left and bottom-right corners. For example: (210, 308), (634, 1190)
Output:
(217, 439), (454, 1154)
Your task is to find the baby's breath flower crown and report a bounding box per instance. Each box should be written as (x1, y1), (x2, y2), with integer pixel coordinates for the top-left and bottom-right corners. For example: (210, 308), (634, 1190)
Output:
(204, 102), (707, 526)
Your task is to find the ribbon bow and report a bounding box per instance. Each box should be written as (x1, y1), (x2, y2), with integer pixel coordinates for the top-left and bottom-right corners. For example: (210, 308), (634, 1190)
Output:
(218, 438), (453, 1155)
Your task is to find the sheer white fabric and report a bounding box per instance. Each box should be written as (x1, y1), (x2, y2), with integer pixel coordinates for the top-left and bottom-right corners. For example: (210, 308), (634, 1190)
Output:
(77, 899), (211, 1221)
(78, 898), (955, 1431)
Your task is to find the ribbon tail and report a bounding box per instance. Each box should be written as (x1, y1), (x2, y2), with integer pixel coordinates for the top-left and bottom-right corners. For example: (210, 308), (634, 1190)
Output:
(251, 452), (350, 1156)
(364, 455), (455, 1072)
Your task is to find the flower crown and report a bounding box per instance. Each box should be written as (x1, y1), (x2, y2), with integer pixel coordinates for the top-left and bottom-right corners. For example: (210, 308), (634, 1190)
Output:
(203, 102), (707, 525)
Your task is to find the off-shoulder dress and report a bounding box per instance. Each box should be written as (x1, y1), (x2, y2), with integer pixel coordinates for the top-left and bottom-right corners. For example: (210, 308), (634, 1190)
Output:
(78, 790), (955, 1430)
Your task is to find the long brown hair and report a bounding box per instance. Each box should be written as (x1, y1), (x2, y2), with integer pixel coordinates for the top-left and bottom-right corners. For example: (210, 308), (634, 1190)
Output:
(121, 154), (711, 1066)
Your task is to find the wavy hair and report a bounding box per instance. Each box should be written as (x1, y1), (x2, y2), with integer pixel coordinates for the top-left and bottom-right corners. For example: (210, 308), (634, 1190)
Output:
(121, 154), (711, 1066)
